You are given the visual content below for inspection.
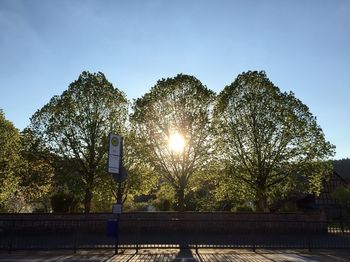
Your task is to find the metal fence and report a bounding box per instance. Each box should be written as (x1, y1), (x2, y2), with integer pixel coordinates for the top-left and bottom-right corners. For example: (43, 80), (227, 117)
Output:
(0, 218), (349, 252)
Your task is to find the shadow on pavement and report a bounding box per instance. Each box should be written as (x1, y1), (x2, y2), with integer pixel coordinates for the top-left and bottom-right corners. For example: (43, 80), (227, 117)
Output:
(175, 245), (198, 261)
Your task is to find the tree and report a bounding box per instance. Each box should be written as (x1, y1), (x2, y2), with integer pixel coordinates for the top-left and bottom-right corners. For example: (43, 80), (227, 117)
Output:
(214, 71), (335, 211)
(130, 74), (215, 211)
(29, 71), (128, 213)
(19, 128), (54, 212)
(0, 110), (22, 211)
(50, 155), (89, 212)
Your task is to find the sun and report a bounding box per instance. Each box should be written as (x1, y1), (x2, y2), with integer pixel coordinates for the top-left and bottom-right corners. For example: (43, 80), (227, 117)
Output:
(168, 132), (185, 153)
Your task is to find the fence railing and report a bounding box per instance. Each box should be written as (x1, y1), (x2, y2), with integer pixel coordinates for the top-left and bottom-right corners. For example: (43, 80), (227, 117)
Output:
(0, 218), (349, 252)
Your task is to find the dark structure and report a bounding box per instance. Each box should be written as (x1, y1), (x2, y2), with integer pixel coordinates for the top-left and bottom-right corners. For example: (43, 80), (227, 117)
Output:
(316, 171), (349, 219)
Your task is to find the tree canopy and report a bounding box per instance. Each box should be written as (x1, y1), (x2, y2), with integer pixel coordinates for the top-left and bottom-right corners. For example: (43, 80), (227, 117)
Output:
(18, 128), (54, 212)
(0, 70), (339, 213)
(214, 71), (335, 211)
(0, 110), (22, 211)
(29, 71), (128, 212)
(131, 74), (215, 211)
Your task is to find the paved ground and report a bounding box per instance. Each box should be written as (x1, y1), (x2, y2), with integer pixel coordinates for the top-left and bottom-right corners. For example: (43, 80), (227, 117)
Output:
(1, 249), (350, 262)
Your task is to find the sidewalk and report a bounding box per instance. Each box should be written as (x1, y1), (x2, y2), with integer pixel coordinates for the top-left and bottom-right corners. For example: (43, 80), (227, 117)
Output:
(1, 249), (350, 261)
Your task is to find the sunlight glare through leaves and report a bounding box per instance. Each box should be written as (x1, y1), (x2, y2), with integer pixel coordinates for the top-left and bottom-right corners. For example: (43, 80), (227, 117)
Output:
(168, 132), (185, 153)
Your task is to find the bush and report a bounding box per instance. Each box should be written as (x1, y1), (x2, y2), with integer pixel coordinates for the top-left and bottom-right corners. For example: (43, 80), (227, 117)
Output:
(234, 204), (253, 212)
(50, 191), (79, 213)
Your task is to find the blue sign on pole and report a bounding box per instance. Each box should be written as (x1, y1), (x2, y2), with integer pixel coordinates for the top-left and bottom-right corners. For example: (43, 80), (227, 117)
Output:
(106, 219), (117, 237)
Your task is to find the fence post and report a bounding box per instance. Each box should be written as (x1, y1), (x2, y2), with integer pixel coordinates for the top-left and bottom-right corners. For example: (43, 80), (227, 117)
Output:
(115, 216), (120, 254)
(308, 236), (312, 252)
(340, 207), (344, 233)
(251, 221), (256, 252)
(73, 220), (78, 253)
(8, 220), (14, 254)
(307, 221), (312, 252)
(136, 218), (140, 253)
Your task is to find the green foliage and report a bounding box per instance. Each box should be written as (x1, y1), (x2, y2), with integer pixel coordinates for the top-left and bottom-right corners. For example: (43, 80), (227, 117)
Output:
(0, 110), (22, 211)
(183, 169), (223, 211)
(29, 71), (128, 213)
(121, 132), (160, 207)
(130, 74), (215, 211)
(214, 170), (254, 210)
(154, 199), (172, 211)
(51, 191), (79, 213)
(152, 183), (176, 211)
(19, 128), (54, 211)
(52, 157), (85, 200)
(90, 174), (116, 212)
(0, 112), (56, 212)
(235, 204), (254, 212)
(214, 71), (335, 211)
(0, 70), (337, 213)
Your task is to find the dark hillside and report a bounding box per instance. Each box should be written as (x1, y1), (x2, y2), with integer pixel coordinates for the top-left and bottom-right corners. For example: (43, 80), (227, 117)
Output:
(334, 158), (350, 180)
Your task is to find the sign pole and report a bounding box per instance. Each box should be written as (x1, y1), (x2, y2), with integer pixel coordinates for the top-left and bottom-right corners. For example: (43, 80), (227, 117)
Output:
(115, 136), (123, 255)
(115, 180), (122, 254)
(107, 133), (127, 255)
(115, 137), (123, 255)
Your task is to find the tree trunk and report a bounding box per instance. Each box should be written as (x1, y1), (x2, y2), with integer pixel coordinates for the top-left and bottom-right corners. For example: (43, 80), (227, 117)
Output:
(176, 187), (185, 212)
(84, 189), (93, 213)
(255, 188), (269, 212)
(84, 171), (95, 213)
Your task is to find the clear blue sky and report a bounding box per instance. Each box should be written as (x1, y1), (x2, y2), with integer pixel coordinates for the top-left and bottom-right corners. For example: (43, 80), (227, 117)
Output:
(0, 0), (349, 159)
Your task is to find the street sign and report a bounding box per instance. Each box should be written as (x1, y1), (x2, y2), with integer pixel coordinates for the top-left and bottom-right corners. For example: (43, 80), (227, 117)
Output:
(112, 165), (128, 183)
(108, 155), (120, 174)
(108, 133), (122, 174)
(109, 134), (122, 156)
